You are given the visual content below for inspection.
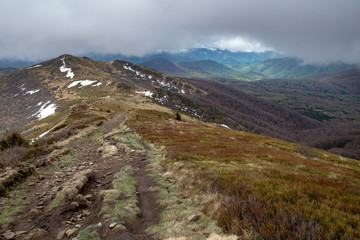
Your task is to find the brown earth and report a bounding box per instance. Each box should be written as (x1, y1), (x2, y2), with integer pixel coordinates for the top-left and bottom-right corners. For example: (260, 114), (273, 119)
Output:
(2, 114), (162, 240)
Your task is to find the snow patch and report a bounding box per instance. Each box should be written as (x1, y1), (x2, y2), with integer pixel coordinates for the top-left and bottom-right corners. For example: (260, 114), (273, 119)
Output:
(24, 89), (40, 95)
(136, 91), (153, 98)
(60, 57), (74, 78)
(67, 80), (100, 88)
(27, 65), (42, 69)
(30, 126), (55, 144)
(174, 104), (202, 118)
(221, 124), (231, 130)
(29, 101), (57, 120)
(155, 79), (185, 94)
(123, 64), (149, 80)
(123, 65), (135, 72)
(155, 95), (167, 104)
(19, 84), (26, 91)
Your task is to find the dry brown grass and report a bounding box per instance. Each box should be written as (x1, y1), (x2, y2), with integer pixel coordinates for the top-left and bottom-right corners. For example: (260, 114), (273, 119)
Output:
(49, 169), (93, 210)
(0, 165), (36, 195)
(126, 109), (360, 239)
(0, 146), (28, 168)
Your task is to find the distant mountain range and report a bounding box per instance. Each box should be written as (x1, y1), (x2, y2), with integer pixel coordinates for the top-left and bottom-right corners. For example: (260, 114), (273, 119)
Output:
(1, 48), (358, 81)
(84, 49), (358, 80)
(86, 48), (283, 65)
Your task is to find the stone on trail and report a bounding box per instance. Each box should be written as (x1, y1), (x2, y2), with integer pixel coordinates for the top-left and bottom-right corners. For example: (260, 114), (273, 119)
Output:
(187, 214), (201, 222)
(2, 231), (15, 240)
(65, 228), (78, 238)
(57, 230), (66, 240)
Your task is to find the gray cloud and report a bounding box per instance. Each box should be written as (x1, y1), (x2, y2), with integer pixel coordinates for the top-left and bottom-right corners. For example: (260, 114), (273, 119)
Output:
(0, 0), (360, 63)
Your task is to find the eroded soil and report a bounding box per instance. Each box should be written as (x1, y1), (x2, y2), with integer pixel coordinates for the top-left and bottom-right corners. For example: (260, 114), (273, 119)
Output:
(1, 114), (162, 240)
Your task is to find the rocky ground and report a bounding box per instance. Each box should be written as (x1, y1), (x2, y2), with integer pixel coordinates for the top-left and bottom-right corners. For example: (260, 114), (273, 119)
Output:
(0, 114), (163, 240)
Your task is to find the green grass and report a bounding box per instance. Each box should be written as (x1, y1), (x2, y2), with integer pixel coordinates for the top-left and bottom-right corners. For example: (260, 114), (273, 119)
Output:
(0, 182), (30, 225)
(114, 133), (145, 152)
(126, 109), (360, 239)
(146, 146), (225, 240)
(100, 165), (140, 220)
(77, 225), (100, 240)
(48, 192), (65, 210)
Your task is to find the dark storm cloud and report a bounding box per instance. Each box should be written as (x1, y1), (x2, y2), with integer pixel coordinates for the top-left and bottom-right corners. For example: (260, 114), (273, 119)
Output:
(0, 0), (359, 62)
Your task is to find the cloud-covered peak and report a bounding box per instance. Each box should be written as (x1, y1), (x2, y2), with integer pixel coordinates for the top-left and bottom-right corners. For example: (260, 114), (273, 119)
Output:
(0, 0), (359, 63)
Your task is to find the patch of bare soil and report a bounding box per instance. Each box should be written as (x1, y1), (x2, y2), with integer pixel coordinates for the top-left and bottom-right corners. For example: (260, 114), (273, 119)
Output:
(2, 114), (162, 240)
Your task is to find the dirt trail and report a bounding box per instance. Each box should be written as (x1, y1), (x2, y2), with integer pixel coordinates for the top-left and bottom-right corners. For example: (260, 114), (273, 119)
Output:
(3, 114), (162, 240)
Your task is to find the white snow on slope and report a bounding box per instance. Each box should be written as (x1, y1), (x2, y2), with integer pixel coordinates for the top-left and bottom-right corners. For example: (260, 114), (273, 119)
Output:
(19, 84), (26, 91)
(123, 64), (148, 80)
(38, 127), (54, 138)
(221, 124), (231, 130)
(29, 101), (57, 120)
(30, 126), (55, 144)
(27, 65), (42, 69)
(67, 80), (100, 88)
(135, 91), (153, 98)
(24, 89), (40, 95)
(60, 57), (74, 78)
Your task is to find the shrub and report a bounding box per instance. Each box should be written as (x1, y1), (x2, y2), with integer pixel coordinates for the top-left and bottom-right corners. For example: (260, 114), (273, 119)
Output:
(176, 112), (181, 121)
(0, 146), (28, 168)
(0, 131), (28, 151)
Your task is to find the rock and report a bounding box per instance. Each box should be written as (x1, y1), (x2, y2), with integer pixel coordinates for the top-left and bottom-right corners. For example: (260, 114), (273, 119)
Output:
(37, 201), (44, 206)
(187, 214), (200, 222)
(124, 206), (136, 214)
(109, 222), (117, 229)
(97, 223), (103, 227)
(57, 230), (66, 240)
(2, 223), (9, 229)
(39, 175), (45, 180)
(114, 224), (126, 231)
(2, 231), (15, 240)
(15, 231), (27, 236)
(82, 210), (91, 216)
(65, 228), (78, 238)
(30, 209), (41, 215)
(84, 194), (92, 200)
(70, 201), (79, 209)
(28, 182), (35, 186)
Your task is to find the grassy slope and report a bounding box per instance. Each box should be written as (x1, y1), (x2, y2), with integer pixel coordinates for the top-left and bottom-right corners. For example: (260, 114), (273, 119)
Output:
(233, 78), (360, 122)
(126, 109), (360, 239)
(231, 58), (357, 79)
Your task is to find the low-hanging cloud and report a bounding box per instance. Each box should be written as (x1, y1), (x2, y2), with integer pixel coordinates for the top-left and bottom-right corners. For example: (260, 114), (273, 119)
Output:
(1, 0), (360, 63)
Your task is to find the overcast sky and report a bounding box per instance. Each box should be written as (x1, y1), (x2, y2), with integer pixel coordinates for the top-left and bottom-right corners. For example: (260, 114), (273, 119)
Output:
(1, 0), (360, 63)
